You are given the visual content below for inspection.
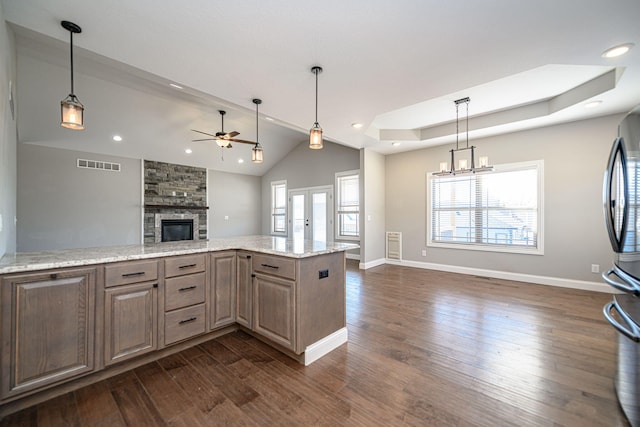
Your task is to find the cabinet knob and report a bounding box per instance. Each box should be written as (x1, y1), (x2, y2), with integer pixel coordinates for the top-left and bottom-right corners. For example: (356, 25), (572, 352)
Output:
(50, 273), (58, 280)
(251, 274), (256, 278)
(153, 283), (158, 288)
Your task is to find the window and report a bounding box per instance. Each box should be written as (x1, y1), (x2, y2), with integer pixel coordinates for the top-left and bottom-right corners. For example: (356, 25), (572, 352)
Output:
(271, 180), (287, 235)
(428, 160), (543, 254)
(335, 170), (360, 240)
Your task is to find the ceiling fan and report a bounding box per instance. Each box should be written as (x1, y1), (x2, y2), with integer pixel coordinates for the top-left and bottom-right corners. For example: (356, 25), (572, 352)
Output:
(191, 110), (256, 148)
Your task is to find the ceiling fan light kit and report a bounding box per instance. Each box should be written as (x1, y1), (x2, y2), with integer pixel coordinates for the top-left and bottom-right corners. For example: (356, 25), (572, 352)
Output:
(60, 20), (85, 130)
(309, 66), (324, 150)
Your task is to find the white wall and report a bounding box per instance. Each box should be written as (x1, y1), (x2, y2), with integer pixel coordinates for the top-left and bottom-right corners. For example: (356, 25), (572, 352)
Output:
(361, 148), (386, 266)
(0, 4), (17, 257)
(17, 144), (141, 251)
(385, 114), (624, 284)
(208, 170), (261, 238)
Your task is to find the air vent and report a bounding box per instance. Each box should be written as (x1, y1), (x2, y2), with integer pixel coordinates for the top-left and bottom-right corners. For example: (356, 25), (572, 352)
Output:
(77, 158), (121, 172)
(386, 231), (402, 260)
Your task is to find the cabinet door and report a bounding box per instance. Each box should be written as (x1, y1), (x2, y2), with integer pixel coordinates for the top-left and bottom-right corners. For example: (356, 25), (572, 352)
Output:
(1, 268), (96, 399)
(236, 252), (253, 328)
(253, 273), (295, 351)
(104, 282), (157, 366)
(210, 251), (236, 329)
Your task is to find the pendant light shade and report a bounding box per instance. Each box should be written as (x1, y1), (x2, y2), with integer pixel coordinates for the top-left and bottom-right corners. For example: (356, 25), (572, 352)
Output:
(309, 66), (323, 149)
(252, 98), (264, 164)
(60, 21), (84, 130)
(252, 143), (264, 163)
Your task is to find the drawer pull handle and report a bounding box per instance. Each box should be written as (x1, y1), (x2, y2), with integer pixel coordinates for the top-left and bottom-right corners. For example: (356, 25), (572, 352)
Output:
(178, 285), (197, 292)
(179, 317), (197, 325)
(122, 271), (145, 278)
(178, 263), (198, 269)
(261, 263), (280, 270)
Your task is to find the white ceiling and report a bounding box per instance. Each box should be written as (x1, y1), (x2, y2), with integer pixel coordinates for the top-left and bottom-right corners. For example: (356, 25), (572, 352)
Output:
(4, 0), (640, 173)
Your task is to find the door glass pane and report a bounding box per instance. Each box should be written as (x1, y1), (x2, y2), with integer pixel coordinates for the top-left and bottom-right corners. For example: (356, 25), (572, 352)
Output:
(312, 193), (327, 243)
(292, 194), (305, 241)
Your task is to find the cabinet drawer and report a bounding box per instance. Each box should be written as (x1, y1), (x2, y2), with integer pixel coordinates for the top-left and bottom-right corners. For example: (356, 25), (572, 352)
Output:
(164, 304), (206, 345)
(165, 272), (206, 311)
(252, 254), (296, 280)
(165, 254), (206, 278)
(105, 260), (158, 287)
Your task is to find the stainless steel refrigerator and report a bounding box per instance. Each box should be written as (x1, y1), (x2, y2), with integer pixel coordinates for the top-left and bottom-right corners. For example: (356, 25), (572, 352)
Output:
(602, 109), (640, 427)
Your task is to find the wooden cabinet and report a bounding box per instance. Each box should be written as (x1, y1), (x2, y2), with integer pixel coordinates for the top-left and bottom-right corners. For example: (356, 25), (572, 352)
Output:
(104, 281), (157, 366)
(253, 272), (296, 351)
(1, 268), (97, 399)
(163, 254), (206, 346)
(104, 260), (158, 366)
(236, 252), (252, 328)
(210, 251), (236, 329)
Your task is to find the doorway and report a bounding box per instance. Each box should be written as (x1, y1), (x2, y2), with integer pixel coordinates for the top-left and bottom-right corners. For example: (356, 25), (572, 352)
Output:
(288, 186), (333, 243)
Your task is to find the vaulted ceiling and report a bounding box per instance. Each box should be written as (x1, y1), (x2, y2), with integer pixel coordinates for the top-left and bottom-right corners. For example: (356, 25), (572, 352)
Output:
(4, 1), (640, 174)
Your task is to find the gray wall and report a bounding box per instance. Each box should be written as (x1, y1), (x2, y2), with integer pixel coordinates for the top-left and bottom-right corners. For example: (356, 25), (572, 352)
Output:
(209, 170), (261, 237)
(385, 114), (624, 282)
(260, 140), (360, 238)
(17, 144), (142, 251)
(0, 4), (17, 257)
(361, 148), (386, 264)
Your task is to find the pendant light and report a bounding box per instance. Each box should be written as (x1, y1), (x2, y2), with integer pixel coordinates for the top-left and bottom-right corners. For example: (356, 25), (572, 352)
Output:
(433, 97), (493, 177)
(60, 21), (85, 130)
(309, 66), (323, 149)
(251, 99), (264, 164)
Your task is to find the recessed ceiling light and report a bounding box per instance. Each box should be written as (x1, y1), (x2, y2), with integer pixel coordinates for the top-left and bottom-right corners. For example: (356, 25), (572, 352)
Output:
(169, 83), (183, 89)
(265, 117), (274, 121)
(185, 148), (192, 154)
(584, 100), (603, 108)
(112, 135), (122, 142)
(351, 122), (363, 129)
(238, 158), (244, 164)
(392, 142), (401, 146)
(602, 43), (634, 58)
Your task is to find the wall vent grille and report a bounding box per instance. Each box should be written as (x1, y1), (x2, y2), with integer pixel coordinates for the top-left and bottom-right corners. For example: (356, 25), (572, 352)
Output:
(77, 158), (121, 172)
(386, 231), (402, 261)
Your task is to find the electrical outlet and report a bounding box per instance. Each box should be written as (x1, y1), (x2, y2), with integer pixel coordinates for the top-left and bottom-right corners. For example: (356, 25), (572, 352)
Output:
(591, 264), (600, 273)
(421, 249), (427, 256)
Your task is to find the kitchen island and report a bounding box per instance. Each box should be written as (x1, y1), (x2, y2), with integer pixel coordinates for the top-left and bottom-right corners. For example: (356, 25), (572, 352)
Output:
(0, 236), (358, 416)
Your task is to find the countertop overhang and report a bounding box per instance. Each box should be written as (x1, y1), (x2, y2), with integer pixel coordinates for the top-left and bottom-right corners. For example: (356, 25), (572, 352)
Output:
(0, 235), (359, 274)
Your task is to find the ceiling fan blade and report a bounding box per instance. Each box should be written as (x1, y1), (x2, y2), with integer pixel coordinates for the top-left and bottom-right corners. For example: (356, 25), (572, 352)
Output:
(227, 138), (257, 145)
(192, 138), (215, 142)
(191, 129), (217, 138)
(226, 131), (240, 138)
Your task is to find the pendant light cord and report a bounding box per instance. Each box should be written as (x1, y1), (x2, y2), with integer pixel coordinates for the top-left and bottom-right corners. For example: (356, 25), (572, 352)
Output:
(256, 101), (259, 143)
(314, 68), (319, 125)
(465, 99), (469, 148)
(69, 30), (75, 95)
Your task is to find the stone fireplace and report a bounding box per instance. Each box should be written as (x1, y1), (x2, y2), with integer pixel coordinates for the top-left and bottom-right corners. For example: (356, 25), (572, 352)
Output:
(143, 160), (207, 243)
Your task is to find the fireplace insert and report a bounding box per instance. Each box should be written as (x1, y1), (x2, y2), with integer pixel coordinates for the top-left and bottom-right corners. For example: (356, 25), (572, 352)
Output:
(161, 219), (194, 242)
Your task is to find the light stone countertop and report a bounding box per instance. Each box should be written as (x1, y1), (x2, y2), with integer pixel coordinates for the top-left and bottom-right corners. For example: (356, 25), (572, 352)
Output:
(0, 235), (359, 275)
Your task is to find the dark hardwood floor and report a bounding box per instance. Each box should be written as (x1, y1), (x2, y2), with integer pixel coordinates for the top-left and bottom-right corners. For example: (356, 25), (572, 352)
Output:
(0, 260), (628, 426)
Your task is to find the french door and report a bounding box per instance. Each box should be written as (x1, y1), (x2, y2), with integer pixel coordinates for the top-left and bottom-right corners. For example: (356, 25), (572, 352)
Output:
(288, 186), (333, 243)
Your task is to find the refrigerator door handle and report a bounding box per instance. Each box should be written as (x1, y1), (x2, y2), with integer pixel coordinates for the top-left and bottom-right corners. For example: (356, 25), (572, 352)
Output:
(602, 264), (640, 294)
(603, 301), (640, 342)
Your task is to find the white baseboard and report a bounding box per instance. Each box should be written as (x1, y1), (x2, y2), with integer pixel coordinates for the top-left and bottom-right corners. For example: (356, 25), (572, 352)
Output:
(382, 259), (616, 294)
(303, 327), (348, 366)
(346, 253), (361, 261)
(359, 258), (386, 270)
